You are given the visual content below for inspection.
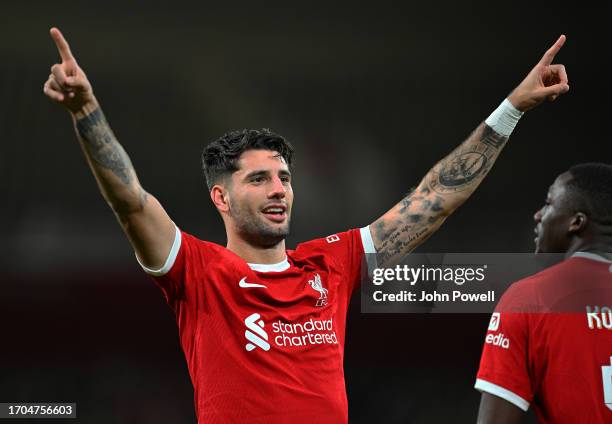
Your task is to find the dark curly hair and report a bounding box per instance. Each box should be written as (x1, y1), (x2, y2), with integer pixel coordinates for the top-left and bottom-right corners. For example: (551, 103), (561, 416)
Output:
(566, 162), (612, 222)
(201, 129), (295, 190)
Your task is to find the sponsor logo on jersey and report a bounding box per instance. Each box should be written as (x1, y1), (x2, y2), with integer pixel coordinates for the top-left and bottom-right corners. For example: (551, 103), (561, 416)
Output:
(308, 273), (328, 307)
(239, 277), (267, 289)
(488, 312), (500, 331)
(272, 317), (338, 347)
(244, 314), (339, 350)
(244, 313), (270, 352)
(603, 356), (612, 411)
(586, 305), (612, 330)
(326, 234), (340, 243)
(485, 332), (510, 349)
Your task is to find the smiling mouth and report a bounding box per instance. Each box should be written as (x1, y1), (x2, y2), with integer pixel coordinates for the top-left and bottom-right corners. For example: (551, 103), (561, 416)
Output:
(261, 205), (287, 223)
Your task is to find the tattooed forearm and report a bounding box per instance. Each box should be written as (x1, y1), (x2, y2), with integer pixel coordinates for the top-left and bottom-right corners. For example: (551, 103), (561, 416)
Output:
(377, 227), (429, 266)
(371, 186), (446, 266)
(428, 123), (508, 194)
(76, 108), (134, 185)
(370, 122), (509, 265)
(74, 107), (148, 214)
(481, 125), (507, 148)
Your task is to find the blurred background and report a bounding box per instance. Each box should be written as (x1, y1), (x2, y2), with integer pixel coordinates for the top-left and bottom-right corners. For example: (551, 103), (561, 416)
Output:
(1, 1), (608, 422)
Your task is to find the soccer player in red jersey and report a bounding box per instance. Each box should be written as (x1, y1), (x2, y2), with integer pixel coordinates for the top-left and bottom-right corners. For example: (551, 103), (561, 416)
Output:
(476, 164), (612, 423)
(44, 27), (569, 423)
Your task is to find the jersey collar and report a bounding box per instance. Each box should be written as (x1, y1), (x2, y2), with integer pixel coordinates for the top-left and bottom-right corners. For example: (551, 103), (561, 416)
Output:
(571, 251), (612, 263)
(247, 257), (290, 272)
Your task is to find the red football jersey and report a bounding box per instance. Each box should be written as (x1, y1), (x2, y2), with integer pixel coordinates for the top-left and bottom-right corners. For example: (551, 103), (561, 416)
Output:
(476, 252), (612, 423)
(139, 226), (374, 423)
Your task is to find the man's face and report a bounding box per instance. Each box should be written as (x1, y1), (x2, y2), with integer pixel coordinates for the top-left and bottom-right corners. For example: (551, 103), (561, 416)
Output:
(533, 172), (575, 253)
(225, 149), (293, 246)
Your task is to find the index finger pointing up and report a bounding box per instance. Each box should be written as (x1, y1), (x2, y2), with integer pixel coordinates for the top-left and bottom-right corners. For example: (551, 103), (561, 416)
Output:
(50, 27), (75, 62)
(539, 35), (566, 66)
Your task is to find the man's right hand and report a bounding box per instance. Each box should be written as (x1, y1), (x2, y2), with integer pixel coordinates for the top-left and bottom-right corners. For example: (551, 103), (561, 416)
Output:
(507, 35), (570, 112)
(42, 27), (177, 272)
(43, 27), (98, 117)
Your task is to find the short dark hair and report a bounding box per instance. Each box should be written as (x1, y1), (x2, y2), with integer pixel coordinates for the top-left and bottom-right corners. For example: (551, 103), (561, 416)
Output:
(201, 129), (295, 190)
(566, 162), (612, 222)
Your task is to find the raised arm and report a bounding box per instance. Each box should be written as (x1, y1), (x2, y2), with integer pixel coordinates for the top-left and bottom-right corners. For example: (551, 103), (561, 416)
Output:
(370, 35), (569, 265)
(43, 27), (175, 270)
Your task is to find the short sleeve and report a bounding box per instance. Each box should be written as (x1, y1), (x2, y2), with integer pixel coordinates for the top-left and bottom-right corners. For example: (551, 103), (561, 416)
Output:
(135, 227), (202, 306)
(136, 225), (182, 277)
(314, 226), (375, 297)
(475, 284), (534, 411)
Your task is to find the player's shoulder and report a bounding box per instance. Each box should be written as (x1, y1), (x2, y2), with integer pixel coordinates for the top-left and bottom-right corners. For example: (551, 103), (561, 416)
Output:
(179, 229), (230, 257)
(511, 255), (596, 291)
(292, 229), (361, 254)
(498, 256), (592, 312)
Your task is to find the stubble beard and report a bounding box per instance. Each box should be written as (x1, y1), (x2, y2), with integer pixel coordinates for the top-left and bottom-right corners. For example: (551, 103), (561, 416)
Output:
(231, 204), (291, 248)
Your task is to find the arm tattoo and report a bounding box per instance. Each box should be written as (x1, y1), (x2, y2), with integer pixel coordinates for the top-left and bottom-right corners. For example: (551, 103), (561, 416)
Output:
(373, 186), (445, 266)
(481, 125), (507, 148)
(76, 108), (134, 185)
(372, 123), (509, 264)
(428, 123), (508, 194)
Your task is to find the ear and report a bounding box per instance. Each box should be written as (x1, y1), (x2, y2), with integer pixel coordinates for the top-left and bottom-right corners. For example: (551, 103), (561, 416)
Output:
(568, 212), (588, 234)
(210, 184), (230, 213)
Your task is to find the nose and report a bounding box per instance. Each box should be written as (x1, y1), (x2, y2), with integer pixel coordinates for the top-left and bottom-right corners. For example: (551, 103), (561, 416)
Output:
(268, 176), (287, 199)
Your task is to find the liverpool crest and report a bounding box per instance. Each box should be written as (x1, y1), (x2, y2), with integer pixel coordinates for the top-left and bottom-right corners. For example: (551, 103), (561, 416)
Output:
(308, 273), (328, 307)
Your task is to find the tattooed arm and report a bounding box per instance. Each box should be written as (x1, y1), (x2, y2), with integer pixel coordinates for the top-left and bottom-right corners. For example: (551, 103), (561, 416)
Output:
(370, 35), (570, 265)
(43, 28), (175, 269)
(370, 123), (508, 265)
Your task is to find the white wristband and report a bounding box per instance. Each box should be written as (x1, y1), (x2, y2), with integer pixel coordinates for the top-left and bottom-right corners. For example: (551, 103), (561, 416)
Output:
(485, 98), (523, 137)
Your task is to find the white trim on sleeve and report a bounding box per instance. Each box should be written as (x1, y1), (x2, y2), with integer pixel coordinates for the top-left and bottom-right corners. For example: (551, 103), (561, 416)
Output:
(360, 226), (377, 276)
(474, 378), (530, 412)
(360, 226), (376, 254)
(136, 225), (182, 276)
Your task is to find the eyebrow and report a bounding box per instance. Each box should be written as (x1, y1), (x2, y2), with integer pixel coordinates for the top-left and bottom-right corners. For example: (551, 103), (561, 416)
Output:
(243, 169), (292, 180)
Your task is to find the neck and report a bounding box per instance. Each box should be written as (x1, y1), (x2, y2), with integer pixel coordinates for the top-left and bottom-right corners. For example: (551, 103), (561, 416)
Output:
(566, 236), (612, 261)
(226, 233), (287, 264)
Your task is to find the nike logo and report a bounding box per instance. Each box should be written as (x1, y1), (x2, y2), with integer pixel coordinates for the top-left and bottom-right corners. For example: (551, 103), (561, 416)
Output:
(239, 277), (267, 289)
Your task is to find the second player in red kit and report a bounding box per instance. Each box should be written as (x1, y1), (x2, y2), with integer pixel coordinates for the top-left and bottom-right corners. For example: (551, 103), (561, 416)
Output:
(476, 164), (612, 424)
